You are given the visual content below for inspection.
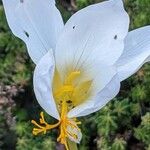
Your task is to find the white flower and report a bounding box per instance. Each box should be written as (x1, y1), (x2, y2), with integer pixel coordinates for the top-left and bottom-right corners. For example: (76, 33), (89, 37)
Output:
(2, 0), (150, 148)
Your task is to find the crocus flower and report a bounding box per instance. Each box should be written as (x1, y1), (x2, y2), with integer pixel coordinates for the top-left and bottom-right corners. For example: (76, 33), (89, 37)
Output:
(2, 0), (150, 149)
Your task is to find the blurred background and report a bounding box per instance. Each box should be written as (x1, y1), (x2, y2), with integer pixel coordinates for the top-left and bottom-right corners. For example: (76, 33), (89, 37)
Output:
(0, 0), (150, 150)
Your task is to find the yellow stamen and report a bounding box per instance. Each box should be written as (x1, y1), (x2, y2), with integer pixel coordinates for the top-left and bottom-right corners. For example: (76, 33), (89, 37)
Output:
(31, 112), (60, 135)
(31, 100), (81, 149)
(32, 70), (92, 150)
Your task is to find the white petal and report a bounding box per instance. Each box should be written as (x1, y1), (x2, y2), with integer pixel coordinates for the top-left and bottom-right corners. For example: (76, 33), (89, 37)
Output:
(67, 120), (82, 143)
(2, 0), (26, 40)
(55, 0), (129, 75)
(85, 75), (120, 115)
(2, 0), (64, 64)
(116, 26), (150, 81)
(67, 65), (120, 118)
(33, 51), (60, 120)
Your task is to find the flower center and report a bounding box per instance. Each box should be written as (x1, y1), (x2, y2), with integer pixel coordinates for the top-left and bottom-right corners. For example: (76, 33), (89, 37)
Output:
(53, 69), (92, 110)
(32, 70), (92, 149)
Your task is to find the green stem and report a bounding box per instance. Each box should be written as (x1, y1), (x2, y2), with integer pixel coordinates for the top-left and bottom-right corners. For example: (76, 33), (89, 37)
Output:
(67, 139), (78, 150)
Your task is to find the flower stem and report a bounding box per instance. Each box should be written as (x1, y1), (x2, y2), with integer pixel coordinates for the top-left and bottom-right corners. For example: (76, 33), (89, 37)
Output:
(67, 139), (78, 150)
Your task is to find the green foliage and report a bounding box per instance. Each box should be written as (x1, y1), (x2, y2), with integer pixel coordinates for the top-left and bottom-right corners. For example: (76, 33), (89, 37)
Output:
(112, 138), (127, 150)
(96, 105), (118, 137)
(0, 0), (150, 150)
(131, 85), (146, 102)
(134, 113), (150, 146)
(113, 98), (130, 117)
(97, 137), (111, 150)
